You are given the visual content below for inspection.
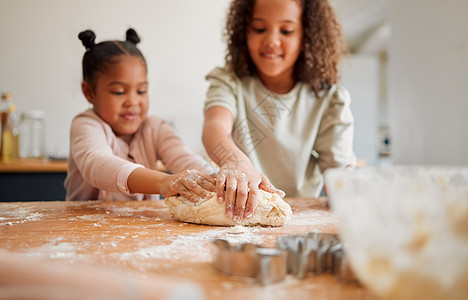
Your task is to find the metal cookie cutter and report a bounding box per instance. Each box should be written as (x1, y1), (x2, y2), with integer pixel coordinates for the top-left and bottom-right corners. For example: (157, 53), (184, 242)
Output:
(212, 239), (287, 285)
(277, 232), (358, 284)
(276, 232), (337, 278)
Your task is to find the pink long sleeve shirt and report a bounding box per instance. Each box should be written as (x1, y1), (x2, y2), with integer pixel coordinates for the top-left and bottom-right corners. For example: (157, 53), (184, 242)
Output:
(65, 109), (215, 201)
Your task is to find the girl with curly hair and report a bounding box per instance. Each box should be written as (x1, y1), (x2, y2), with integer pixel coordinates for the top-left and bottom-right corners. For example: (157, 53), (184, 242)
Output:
(202, 0), (356, 222)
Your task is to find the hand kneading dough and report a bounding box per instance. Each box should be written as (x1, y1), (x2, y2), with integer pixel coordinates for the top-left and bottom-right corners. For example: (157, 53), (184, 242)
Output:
(165, 189), (292, 226)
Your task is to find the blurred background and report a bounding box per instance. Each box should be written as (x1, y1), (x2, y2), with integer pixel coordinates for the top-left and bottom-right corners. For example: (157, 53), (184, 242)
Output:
(0, 0), (467, 166)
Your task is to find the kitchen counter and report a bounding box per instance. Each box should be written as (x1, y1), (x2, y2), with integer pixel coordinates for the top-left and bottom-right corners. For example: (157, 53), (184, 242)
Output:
(0, 159), (67, 201)
(0, 198), (375, 300)
(0, 158), (67, 173)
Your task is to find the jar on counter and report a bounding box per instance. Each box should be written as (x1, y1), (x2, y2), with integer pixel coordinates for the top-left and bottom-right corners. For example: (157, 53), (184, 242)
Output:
(0, 92), (15, 160)
(19, 110), (46, 160)
(1, 104), (20, 161)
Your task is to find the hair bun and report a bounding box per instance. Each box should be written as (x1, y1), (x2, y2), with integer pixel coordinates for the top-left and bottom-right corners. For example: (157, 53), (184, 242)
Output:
(126, 28), (141, 45)
(78, 30), (96, 51)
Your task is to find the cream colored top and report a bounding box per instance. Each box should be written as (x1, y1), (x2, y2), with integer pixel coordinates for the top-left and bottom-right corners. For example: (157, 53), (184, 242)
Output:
(205, 67), (356, 197)
(65, 109), (215, 201)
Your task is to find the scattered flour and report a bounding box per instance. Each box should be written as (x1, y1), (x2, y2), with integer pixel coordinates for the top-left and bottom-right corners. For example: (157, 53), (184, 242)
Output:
(25, 242), (80, 259)
(118, 226), (266, 263)
(76, 214), (103, 221)
(0, 212), (44, 226)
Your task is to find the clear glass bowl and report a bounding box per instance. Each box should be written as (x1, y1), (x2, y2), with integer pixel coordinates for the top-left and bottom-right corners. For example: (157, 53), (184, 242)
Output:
(324, 166), (468, 300)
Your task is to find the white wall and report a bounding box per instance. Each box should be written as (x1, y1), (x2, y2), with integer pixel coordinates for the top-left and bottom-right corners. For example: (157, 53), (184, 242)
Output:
(389, 0), (468, 165)
(341, 54), (380, 166)
(0, 0), (230, 158)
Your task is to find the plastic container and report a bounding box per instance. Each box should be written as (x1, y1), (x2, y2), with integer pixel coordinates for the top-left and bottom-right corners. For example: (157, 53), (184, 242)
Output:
(19, 110), (46, 159)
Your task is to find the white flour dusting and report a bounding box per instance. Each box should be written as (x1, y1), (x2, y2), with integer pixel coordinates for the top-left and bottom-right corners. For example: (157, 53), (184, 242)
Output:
(76, 214), (103, 221)
(11, 225), (271, 267)
(25, 242), (80, 259)
(0, 212), (44, 226)
(118, 226), (267, 263)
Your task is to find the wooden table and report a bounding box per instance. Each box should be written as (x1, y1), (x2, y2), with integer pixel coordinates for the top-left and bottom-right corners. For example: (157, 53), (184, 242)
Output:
(0, 198), (375, 299)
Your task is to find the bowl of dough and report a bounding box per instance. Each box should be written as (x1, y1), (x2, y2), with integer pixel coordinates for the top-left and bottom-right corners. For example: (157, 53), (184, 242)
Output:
(324, 166), (468, 300)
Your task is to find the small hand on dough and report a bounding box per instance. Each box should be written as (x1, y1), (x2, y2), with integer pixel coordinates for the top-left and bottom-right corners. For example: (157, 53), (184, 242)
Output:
(161, 170), (215, 203)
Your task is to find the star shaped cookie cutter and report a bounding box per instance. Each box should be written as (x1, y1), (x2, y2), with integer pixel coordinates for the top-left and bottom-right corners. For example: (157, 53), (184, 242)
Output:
(212, 233), (358, 285)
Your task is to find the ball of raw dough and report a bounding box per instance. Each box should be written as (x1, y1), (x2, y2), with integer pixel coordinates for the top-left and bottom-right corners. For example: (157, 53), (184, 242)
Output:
(165, 189), (292, 226)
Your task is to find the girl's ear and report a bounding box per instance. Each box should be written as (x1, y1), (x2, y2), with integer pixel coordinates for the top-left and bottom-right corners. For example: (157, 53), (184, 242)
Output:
(81, 81), (94, 104)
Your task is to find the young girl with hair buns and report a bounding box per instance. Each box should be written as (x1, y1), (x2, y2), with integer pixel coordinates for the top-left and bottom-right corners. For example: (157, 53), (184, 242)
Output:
(65, 28), (216, 201)
(202, 0), (356, 222)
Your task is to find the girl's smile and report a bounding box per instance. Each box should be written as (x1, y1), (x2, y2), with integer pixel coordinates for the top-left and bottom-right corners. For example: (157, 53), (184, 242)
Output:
(121, 112), (139, 121)
(260, 50), (283, 59)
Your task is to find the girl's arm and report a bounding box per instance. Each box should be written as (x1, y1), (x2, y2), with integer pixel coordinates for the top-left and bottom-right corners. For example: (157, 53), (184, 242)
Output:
(69, 113), (214, 201)
(202, 106), (283, 222)
(127, 167), (214, 203)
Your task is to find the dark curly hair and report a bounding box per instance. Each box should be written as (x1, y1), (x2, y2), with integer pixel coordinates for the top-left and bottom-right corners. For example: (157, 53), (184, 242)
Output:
(224, 0), (347, 94)
(78, 28), (147, 88)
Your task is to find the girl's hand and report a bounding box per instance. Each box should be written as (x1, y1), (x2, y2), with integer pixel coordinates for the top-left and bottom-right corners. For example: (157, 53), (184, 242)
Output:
(216, 166), (285, 222)
(161, 170), (215, 202)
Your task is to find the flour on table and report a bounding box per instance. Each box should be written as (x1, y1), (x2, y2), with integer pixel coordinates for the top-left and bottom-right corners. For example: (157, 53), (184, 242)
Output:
(165, 189), (292, 226)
